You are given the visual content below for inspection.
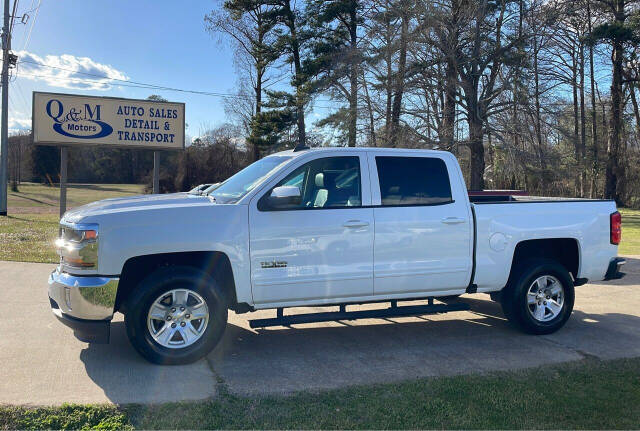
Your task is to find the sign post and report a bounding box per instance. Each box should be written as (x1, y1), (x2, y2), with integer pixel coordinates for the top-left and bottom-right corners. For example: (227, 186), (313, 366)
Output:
(59, 146), (68, 218)
(32, 92), (185, 215)
(153, 151), (160, 194)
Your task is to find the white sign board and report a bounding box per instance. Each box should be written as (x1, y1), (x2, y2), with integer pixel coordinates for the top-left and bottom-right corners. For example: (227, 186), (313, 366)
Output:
(32, 92), (185, 150)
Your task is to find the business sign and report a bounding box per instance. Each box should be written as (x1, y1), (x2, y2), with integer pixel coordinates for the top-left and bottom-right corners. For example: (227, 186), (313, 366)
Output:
(32, 92), (185, 150)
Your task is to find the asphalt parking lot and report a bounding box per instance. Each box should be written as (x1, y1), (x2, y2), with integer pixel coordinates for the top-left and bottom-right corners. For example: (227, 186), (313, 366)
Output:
(1, 258), (639, 405)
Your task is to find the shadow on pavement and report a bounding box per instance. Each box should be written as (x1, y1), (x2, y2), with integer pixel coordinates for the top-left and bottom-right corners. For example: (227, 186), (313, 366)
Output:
(205, 294), (640, 395)
(79, 321), (217, 404)
(602, 256), (640, 286)
(77, 277), (640, 400)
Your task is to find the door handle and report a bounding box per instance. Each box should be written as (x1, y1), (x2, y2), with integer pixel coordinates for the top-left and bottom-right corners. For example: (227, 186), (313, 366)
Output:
(441, 217), (466, 225)
(343, 220), (370, 228)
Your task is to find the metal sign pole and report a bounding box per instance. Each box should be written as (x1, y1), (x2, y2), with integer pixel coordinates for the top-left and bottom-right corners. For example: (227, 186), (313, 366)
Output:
(59, 146), (68, 218)
(153, 151), (160, 194)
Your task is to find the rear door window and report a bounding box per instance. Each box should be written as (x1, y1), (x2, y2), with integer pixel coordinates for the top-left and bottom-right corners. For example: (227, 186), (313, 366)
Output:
(375, 156), (452, 206)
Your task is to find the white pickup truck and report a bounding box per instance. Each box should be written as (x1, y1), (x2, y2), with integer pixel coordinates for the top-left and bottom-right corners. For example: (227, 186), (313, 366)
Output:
(48, 147), (625, 364)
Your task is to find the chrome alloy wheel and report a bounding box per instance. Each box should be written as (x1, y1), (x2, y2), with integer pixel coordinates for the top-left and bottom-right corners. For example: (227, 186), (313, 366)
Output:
(526, 275), (565, 322)
(146, 289), (209, 349)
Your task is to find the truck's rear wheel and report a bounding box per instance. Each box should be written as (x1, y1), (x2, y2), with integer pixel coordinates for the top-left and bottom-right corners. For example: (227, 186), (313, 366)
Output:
(500, 259), (574, 335)
(124, 266), (228, 365)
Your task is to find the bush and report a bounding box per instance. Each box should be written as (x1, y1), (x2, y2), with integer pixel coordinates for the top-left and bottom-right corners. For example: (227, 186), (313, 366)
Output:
(0, 404), (133, 430)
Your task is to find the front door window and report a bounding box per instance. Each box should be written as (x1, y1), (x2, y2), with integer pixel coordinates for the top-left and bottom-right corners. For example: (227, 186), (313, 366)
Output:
(259, 156), (362, 210)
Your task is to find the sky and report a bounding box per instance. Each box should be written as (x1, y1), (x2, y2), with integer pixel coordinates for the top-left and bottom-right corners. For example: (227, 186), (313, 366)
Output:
(3, 0), (615, 143)
(5, 0), (237, 138)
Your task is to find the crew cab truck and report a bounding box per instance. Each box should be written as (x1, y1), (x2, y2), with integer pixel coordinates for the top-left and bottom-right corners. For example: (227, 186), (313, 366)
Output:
(48, 147), (625, 364)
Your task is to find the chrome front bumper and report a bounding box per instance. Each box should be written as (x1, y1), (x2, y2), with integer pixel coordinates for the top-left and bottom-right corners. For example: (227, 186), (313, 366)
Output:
(48, 268), (118, 343)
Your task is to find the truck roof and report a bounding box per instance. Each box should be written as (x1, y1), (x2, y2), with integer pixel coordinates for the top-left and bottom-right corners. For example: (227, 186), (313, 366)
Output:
(271, 146), (451, 158)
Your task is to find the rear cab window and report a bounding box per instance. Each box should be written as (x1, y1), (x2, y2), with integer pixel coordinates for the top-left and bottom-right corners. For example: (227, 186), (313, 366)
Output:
(375, 156), (453, 206)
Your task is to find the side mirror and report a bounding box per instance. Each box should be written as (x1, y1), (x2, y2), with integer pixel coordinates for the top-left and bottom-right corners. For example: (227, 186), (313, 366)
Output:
(268, 185), (301, 208)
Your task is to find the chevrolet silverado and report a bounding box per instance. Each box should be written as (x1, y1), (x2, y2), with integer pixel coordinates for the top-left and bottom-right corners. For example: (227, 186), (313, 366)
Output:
(48, 147), (625, 364)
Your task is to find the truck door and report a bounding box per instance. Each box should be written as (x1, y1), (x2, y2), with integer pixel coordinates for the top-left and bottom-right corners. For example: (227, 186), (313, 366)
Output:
(249, 153), (374, 306)
(368, 153), (473, 296)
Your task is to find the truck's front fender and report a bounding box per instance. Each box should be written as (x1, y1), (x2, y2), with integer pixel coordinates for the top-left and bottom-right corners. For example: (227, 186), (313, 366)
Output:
(85, 204), (252, 304)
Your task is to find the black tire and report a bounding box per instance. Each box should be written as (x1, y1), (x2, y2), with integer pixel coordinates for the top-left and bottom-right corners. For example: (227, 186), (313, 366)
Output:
(124, 266), (228, 365)
(500, 259), (575, 335)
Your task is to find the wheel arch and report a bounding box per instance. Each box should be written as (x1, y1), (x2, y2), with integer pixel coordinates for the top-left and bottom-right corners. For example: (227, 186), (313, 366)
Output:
(115, 251), (238, 314)
(508, 238), (580, 282)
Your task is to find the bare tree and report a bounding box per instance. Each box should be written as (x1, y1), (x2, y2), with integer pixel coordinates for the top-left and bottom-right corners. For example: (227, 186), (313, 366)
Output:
(456, 0), (521, 189)
(206, 0), (278, 160)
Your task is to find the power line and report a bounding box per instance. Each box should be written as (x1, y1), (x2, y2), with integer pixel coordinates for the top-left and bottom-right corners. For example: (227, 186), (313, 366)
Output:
(17, 69), (242, 97)
(15, 70), (339, 109)
(21, 0), (40, 51)
(13, 59), (598, 112)
(17, 58), (338, 103)
(8, 91), (16, 112)
(18, 59), (262, 98)
(18, 58), (597, 109)
(12, 78), (29, 111)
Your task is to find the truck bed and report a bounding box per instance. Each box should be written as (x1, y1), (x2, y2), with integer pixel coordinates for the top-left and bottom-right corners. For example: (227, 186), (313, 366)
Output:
(470, 198), (618, 292)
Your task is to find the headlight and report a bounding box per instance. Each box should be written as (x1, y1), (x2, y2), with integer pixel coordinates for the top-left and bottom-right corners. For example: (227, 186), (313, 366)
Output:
(56, 223), (99, 269)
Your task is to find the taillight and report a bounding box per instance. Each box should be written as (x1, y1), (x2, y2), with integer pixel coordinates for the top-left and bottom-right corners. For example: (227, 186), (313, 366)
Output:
(611, 211), (622, 245)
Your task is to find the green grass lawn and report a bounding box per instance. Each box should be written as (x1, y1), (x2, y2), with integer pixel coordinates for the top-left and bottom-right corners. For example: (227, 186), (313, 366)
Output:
(2, 357), (639, 430)
(619, 208), (640, 255)
(0, 214), (59, 263)
(7, 182), (144, 210)
(1, 183), (146, 263)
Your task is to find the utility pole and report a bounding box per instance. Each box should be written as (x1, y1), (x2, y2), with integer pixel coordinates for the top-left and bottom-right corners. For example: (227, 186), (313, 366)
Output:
(0, 0), (10, 216)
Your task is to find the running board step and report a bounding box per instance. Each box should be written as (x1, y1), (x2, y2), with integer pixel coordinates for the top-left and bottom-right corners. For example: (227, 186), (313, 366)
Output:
(249, 302), (470, 329)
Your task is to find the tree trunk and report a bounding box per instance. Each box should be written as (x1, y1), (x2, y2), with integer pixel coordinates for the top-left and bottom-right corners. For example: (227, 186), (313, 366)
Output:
(572, 48), (580, 196)
(605, 34), (624, 204)
(254, 62), (263, 161)
(362, 69), (377, 146)
(587, 0), (598, 198)
(389, 8), (408, 148)
(348, 2), (358, 148)
(442, 60), (457, 151)
(512, 0), (523, 171)
(533, 29), (545, 172)
(285, 0), (306, 148)
(468, 96), (485, 190)
(384, 13), (393, 145)
(579, 41), (586, 197)
(630, 85), (640, 142)
(599, 86), (608, 196)
(440, 0), (459, 152)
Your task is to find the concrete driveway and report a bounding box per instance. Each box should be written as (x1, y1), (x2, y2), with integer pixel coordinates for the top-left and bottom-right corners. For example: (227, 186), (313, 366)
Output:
(1, 258), (640, 405)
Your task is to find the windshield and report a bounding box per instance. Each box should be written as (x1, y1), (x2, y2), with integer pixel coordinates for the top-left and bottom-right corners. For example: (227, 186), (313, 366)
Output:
(207, 156), (293, 204)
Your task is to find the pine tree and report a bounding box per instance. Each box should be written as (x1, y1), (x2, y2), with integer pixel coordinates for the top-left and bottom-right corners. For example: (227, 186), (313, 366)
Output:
(304, 0), (363, 147)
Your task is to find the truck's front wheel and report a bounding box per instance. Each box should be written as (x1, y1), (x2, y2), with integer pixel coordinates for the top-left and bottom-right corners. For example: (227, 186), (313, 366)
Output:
(501, 259), (575, 335)
(124, 266), (228, 365)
